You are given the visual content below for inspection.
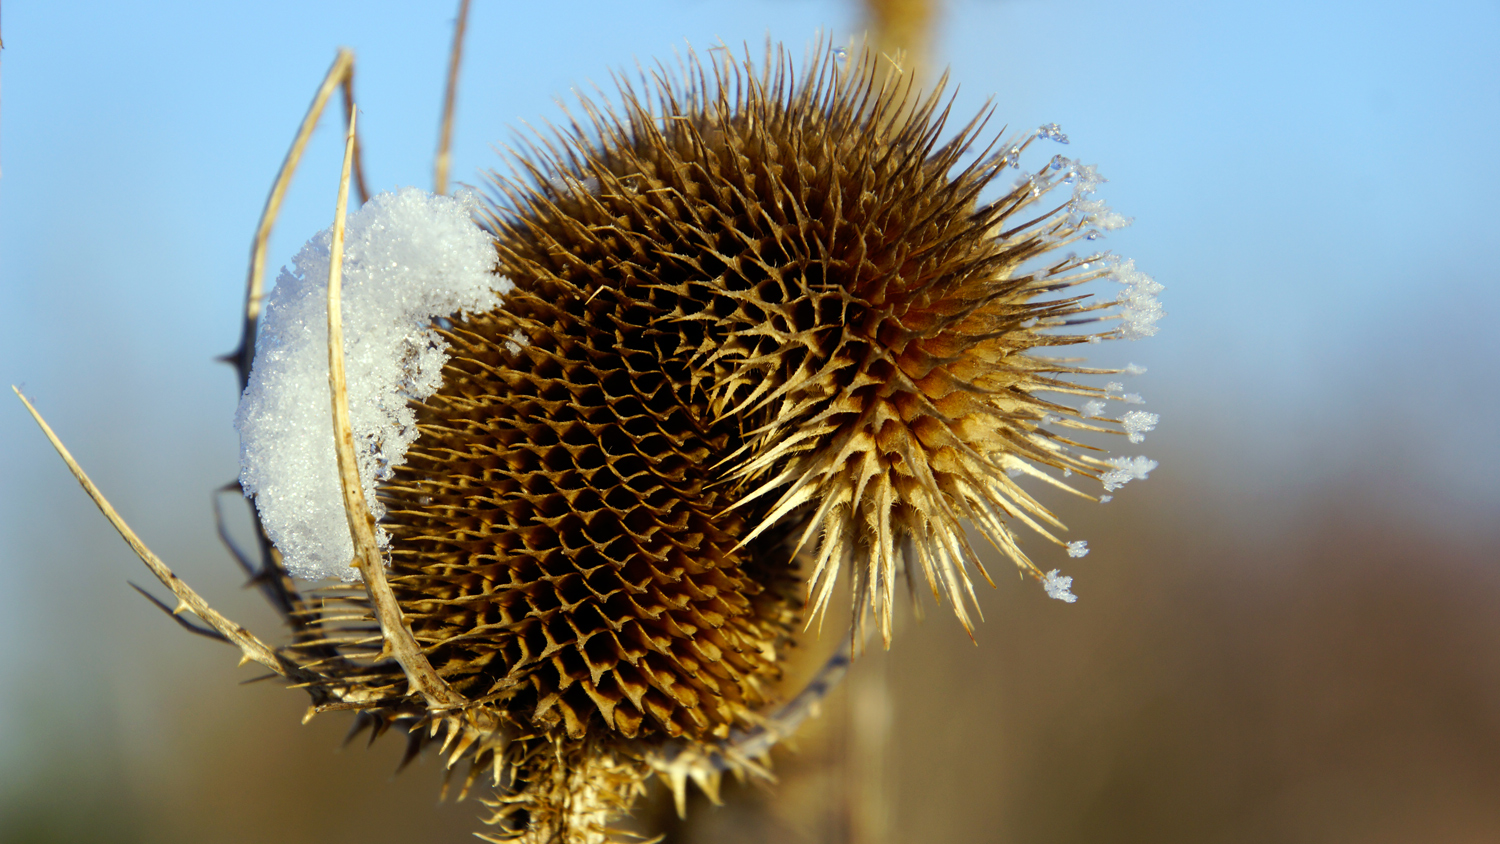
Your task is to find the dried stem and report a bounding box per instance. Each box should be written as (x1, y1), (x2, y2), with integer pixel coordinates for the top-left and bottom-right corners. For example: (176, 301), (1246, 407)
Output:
(324, 111), (466, 710)
(434, 0), (472, 195)
(340, 67), (372, 207)
(232, 48), (368, 389)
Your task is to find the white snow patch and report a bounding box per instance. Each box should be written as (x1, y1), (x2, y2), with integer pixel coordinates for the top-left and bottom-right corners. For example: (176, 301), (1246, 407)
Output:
(1066, 540), (1089, 558)
(1124, 363), (1147, 375)
(1043, 570), (1078, 603)
(1121, 411), (1160, 444)
(1081, 399), (1108, 418)
(236, 188), (508, 581)
(1101, 455), (1158, 491)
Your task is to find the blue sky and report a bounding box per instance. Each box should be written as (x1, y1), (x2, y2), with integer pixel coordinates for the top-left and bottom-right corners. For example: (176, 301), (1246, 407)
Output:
(3, 0), (1499, 788)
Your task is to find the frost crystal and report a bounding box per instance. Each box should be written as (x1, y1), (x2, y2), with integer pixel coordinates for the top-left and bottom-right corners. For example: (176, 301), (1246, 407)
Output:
(1121, 410), (1160, 443)
(236, 189), (507, 581)
(1037, 123), (1070, 144)
(1124, 362), (1147, 375)
(1043, 570), (1078, 603)
(1066, 540), (1089, 558)
(1070, 197), (1132, 231)
(1100, 455), (1158, 491)
(1107, 257), (1165, 339)
(1067, 162), (1105, 197)
(1081, 399), (1108, 418)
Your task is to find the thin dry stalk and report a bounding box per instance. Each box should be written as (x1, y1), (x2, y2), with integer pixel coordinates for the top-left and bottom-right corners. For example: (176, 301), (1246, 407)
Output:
(232, 48), (369, 387)
(434, 0), (472, 195)
(324, 110), (466, 711)
(12, 387), (292, 678)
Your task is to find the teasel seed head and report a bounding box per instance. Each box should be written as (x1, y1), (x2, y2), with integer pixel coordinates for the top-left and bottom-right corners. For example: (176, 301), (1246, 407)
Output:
(237, 38), (1160, 843)
(463, 42), (1161, 653)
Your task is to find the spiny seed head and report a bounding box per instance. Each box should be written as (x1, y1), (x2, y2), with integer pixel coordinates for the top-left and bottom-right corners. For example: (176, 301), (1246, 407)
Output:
(265, 41), (1158, 843)
(459, 43), (1156, 651)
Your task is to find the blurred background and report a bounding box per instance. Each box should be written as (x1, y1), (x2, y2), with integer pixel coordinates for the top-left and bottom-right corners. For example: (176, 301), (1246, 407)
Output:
(3, 0), (1498, 841)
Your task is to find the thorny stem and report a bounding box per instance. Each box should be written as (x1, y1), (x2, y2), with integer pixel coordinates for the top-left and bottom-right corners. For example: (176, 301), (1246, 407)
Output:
(12, 387), (301, 680)
(233, 49), (365, 387)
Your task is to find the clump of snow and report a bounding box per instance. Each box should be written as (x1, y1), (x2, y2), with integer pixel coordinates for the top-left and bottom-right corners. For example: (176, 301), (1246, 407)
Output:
(1105, 381), (1124, 393)
(236, 188), (508, 581)
(1122, 392), (1145, 404)
(1081, 399), (1108, 418)
(1099, 495), (1113, 503)
(1066, 540), (1089, 558)
(1043, 570), (1078, 603)
(1101, 455), (1158, 491)
(1124, 362), (1147, 375)
(1121, 410), (1160, 444)
(1106, 257), (1165, 339)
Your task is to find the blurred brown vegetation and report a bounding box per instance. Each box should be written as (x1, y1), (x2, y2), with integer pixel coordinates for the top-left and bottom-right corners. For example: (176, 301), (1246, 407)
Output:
(5, 437), (1497, 844)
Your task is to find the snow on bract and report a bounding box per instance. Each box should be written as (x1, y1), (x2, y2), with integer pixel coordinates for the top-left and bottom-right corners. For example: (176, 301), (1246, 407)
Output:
(1108, 257), (1165, 340)
(1121, 410), (1160, 444)
(1043, 570), (1078, 603)
(1101, 455), (1159, 492)
(236, 188), (508, 581)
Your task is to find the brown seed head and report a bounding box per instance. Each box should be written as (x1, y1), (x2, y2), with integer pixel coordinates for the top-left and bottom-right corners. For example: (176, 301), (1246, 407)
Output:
(322, 41), (1150, 841)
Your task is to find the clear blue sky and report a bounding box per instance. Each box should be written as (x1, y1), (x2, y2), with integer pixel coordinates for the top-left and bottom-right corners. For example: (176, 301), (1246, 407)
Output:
(3, 0), (1499, 781)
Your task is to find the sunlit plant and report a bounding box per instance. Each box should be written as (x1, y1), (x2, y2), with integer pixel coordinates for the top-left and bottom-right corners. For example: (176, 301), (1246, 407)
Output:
(17, 9), (1162, 841)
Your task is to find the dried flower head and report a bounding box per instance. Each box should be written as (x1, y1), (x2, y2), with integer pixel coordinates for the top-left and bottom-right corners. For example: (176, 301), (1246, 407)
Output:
(465, 44), (1160, 648)
(19, 37), (1162, 844)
